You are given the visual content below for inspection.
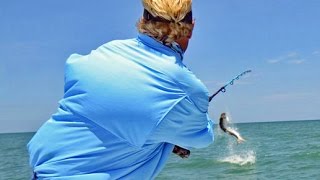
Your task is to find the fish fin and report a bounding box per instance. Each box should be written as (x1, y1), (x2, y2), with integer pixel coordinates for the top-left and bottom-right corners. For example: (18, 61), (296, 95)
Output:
(237, 136), (246, 144)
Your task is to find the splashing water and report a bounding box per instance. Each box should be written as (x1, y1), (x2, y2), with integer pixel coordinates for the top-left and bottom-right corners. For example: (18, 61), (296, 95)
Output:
(219, 150), (256, 166)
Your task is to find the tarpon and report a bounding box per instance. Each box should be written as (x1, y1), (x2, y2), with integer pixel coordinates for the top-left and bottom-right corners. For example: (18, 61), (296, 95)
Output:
(219, 113), (245, 143)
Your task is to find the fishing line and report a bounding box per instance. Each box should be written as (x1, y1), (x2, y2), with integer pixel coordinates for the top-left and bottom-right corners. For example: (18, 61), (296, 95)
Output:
(209, 70), (252, 102)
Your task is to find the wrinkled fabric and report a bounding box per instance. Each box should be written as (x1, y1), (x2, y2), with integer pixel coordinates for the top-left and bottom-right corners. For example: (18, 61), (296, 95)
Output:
(27, 34), (214, 179)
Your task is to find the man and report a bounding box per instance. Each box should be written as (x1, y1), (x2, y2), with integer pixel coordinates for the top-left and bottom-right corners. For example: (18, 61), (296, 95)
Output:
(28, 0), (214, 179)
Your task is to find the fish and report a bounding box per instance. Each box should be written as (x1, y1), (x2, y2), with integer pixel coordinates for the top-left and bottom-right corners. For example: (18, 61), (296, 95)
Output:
(219, 112), (245, 143)
(172, 113), (245, 158)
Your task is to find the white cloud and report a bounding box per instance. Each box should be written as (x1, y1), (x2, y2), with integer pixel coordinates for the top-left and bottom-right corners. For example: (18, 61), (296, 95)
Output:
(267, 51), (305, 65)
(312, 50), (320, 56)
(287, 59), (305, 64)
(287, 52), (299, 58)
(263, 92), (313, 102)
(267, 58), (281, 64)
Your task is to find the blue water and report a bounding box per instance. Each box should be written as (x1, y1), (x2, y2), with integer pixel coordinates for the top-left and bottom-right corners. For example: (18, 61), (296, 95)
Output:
(0, 132), (33, 180)
(1, 120), (319, 179)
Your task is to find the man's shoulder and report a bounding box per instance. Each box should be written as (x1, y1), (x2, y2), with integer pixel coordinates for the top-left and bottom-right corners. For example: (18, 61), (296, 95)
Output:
(99, 37), (139, 50)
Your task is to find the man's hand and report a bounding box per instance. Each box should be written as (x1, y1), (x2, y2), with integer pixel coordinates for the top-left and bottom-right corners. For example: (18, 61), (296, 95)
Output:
(172, 145), (190, 158)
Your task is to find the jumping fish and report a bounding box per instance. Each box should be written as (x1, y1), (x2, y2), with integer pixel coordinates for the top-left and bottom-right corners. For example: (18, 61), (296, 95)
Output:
(219, 113), (245, 143)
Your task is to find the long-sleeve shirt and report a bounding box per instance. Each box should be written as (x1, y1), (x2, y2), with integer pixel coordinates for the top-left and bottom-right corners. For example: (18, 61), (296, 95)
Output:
(27, 33), (214, 179)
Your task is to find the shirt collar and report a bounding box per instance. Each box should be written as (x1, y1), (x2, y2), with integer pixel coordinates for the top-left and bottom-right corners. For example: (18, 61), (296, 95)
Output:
(137, 33), (184, 61)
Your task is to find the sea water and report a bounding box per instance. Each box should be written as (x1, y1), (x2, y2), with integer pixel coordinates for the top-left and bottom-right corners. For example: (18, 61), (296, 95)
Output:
(0, 120), (319, 180)
(0, 132), (33, 180)
(158, 120), (320, 179)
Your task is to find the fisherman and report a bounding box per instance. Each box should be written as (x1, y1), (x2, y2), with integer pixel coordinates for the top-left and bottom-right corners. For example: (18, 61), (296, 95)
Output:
(27, 0), (214, 179)
(219, 113), (245, 143)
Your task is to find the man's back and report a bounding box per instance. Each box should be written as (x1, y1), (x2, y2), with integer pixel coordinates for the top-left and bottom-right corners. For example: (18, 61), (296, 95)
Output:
(28, 35), (213, 179)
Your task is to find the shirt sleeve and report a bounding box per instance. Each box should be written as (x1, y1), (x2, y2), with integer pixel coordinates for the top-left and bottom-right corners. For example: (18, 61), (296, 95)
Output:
(146, 95), (214, 149)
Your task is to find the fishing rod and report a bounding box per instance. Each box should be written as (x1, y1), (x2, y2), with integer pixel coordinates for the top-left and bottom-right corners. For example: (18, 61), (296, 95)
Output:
(209, 70), (252, 102)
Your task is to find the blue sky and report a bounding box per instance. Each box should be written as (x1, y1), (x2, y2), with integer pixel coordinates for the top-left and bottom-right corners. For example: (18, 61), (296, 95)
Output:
(1, 0), (320, 133)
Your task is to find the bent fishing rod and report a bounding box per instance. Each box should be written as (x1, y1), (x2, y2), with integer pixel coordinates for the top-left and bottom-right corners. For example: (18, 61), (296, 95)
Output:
(209, 70), (252, 102)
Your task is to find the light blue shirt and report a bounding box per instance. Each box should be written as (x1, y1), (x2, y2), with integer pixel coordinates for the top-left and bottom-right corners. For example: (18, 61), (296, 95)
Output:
(27, 34), (214, 179)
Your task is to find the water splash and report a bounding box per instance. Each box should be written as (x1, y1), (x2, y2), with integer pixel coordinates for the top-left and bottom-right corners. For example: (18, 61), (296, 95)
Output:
(216, 112), (255, 165)
(219, 150), (256, 166)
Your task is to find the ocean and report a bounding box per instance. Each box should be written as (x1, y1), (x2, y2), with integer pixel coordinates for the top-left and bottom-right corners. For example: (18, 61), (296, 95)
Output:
(0, 120), (319, 180)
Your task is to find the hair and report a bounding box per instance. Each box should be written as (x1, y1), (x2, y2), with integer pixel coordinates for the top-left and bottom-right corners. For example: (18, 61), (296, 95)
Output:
(137, 0), (193, 46)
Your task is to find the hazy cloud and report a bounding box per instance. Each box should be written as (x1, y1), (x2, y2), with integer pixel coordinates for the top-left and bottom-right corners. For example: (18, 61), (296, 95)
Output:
(267, 59), (281, 64)
(267, 51), (305, 65)
(263, 92), (313, 102)
(287, 52), (299, 58)
(312, 50), (320, 56)
(287, 59), (305, 64)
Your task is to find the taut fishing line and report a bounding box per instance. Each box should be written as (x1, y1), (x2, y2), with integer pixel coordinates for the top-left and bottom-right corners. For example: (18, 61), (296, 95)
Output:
(210, 70), (255, 165)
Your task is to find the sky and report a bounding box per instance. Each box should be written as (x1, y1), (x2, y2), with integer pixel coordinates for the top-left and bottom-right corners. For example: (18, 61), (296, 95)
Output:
(1, 0), (320, 133)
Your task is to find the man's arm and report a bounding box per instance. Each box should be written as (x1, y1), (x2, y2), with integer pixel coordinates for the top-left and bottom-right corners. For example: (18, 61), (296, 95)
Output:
(146, 96), (214, 149)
